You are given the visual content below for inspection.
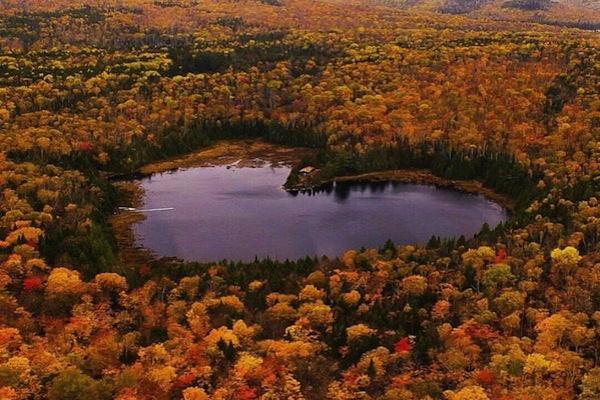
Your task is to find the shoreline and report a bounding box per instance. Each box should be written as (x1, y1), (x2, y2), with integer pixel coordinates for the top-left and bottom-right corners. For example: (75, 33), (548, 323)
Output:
(105, 139), (310, 181)
(287, 169), (516, 212)
(109, 142), (515, 269)
(108, 140), (311, 269)
(139, 139), (309, 175)
(111, 140), (516, 213)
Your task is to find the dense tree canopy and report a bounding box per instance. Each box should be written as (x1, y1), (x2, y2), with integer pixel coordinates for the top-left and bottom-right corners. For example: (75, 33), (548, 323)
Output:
(0, 0), (598, 399)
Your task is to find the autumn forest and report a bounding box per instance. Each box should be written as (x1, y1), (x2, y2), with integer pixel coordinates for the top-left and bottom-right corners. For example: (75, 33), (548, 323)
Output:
(0, 0), (599, 399)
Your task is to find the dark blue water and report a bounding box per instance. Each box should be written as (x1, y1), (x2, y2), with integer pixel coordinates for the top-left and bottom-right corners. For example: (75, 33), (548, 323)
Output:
(132, 165), (508, 261)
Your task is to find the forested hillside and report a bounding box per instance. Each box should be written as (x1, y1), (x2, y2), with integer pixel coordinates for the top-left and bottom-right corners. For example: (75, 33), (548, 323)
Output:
(0, 0), (598, 399)
(352, 0), (600, 29)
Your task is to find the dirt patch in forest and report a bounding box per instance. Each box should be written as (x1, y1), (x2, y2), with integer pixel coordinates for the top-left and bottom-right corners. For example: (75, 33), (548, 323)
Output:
(139, 139), (310, 174)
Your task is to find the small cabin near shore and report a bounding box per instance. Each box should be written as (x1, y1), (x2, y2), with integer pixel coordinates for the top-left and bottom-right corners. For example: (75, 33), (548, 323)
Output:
(299, 166), (317, 175)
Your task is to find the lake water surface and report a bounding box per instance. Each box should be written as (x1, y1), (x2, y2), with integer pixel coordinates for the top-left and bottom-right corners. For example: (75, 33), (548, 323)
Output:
(132, 165), (508, 261)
